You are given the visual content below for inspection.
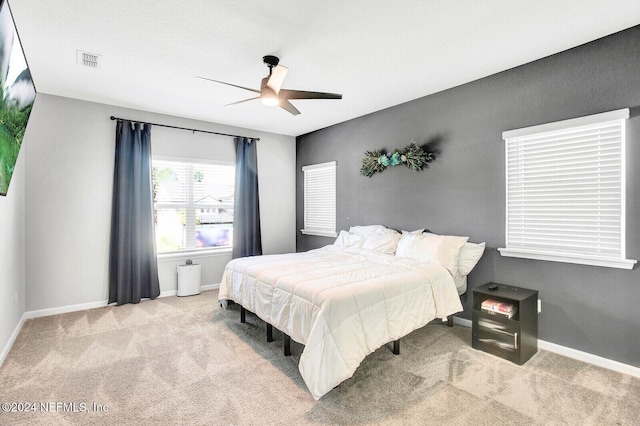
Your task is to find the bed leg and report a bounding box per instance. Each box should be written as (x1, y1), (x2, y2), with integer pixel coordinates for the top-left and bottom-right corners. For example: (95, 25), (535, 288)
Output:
(240, 306), (246, 323)
(393, 340), (400, 355)
(284, 334), (291, 356)
(447, 315), (454, 327)
(266, 323), (274, 342)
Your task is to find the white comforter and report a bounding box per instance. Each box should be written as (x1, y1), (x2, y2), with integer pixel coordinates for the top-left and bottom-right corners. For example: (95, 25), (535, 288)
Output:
(218, 245), (463, 400)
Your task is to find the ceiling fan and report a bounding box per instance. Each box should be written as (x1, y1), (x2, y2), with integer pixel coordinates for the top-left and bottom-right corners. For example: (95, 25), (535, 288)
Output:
(196, 55), (342, 115)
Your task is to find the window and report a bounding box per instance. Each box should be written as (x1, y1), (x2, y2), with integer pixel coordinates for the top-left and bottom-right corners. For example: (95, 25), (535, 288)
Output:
(499, 108), (636, 269)
(301, 161), (337, 237)
(152, 159), (235, 253)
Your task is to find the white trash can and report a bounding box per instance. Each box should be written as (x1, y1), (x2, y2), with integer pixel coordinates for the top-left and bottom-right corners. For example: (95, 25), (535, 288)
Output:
(177, 262), (201, 297)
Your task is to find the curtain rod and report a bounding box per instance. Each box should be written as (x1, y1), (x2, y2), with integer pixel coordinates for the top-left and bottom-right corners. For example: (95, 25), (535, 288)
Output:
(109, 116), (260, 141)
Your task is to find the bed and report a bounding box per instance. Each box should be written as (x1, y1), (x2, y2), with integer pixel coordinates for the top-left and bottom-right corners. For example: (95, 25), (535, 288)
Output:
(218, 226), (485, 400)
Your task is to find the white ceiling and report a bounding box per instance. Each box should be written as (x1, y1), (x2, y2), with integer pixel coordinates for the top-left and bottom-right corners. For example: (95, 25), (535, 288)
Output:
(9, 0), (640, 137)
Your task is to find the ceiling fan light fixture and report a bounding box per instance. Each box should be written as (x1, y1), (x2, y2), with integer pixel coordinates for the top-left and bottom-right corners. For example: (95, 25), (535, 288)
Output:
(261, 95), (280, 106)
(198, 55), (341, 115)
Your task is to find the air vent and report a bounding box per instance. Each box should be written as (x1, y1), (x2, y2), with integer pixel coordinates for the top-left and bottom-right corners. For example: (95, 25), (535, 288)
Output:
(76, 50), (99, 68)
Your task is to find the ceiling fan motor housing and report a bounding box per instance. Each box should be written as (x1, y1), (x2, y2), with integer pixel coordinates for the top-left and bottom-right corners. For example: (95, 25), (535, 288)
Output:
(263, 55), (280, 68)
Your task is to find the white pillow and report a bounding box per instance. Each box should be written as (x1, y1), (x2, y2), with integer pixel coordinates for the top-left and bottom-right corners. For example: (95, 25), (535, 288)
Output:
(396, 233), (468, 276)
(361, 233), (402, 254)
(401, 229), (425, 235)
(396, 234), (427, 260)
(376, 227), (400, 235)
(334, 230), (365, 248)
(457, 242), (486, 276)
(349, 225), (387, 236)
(349, 225), (399, 236)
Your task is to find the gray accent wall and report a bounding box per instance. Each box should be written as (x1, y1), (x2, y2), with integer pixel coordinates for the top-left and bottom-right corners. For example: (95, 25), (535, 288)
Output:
(296, 26), (640, 368)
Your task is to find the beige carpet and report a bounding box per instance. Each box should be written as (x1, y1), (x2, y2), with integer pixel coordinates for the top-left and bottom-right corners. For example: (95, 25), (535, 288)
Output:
(1, 290), (639, 425)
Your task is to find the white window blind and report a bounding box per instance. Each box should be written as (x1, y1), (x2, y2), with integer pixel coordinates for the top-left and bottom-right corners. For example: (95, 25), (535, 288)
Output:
(499, 108), (636, 269)
(153, 159), (235, 253)
(301, 161), (337, 237)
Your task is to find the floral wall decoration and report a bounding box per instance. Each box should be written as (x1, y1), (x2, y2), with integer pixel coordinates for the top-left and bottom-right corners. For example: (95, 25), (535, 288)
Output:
(360, 141), (435, 177)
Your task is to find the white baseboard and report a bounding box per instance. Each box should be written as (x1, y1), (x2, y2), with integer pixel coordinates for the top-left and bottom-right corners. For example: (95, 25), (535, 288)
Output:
(25, 284), (221, 316)
(25, 300), (109, 319)
(452, 316), (640, 379)
(452, 316), (472, 328)
(160, 283), (219, 298)
(536, 339), (640, 379)
(0, 313), (26, 367)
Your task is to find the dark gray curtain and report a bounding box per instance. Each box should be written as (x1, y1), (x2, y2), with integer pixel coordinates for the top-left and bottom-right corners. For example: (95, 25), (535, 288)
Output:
(109, 120), (160, 305)
(232, 137), (262, 258)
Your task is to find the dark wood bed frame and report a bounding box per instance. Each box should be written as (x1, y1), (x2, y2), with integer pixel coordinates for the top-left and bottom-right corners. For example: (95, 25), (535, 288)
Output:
(238, 304), (454, 357)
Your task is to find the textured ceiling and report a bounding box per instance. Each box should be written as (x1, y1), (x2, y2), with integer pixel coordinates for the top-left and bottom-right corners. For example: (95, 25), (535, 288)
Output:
(9, 0), (640, 136)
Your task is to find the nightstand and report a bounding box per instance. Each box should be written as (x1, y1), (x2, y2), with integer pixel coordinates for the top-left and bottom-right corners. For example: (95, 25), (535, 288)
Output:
(472, 282), (538, 365)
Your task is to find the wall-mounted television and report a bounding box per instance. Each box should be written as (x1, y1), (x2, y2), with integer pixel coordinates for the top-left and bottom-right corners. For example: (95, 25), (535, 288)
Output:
(0, 0), (36, 196)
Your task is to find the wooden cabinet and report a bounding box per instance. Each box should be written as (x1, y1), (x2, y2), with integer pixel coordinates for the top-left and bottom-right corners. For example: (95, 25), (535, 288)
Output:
(472, 282), (538, 365)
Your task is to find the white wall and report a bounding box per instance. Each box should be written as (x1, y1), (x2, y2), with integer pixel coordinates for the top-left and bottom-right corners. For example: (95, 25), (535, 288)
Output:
(24, 93), (296, 312)
(151, 117), (296, 293)
(0, 120), (26, 363)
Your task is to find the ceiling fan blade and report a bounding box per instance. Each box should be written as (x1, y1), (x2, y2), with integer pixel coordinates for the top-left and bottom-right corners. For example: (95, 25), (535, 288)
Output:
(266, 65), (288, 94)
(195, 76), (260, 94)
(279, 100), (301, 116)
(279, 89), (342, 100)
(225, 97), (260, 106)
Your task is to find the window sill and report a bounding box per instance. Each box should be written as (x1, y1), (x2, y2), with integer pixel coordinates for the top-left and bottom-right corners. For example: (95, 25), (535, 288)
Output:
(157, 247), (232, 262)
(300, 229), (338, 238)
(498, 248), (637, 270)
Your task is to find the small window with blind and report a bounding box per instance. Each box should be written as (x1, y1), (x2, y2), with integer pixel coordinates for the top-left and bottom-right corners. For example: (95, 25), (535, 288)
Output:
(152, 158), (235, 253)
(498, 108), (636, 269)
(301, 161), (337, 237)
